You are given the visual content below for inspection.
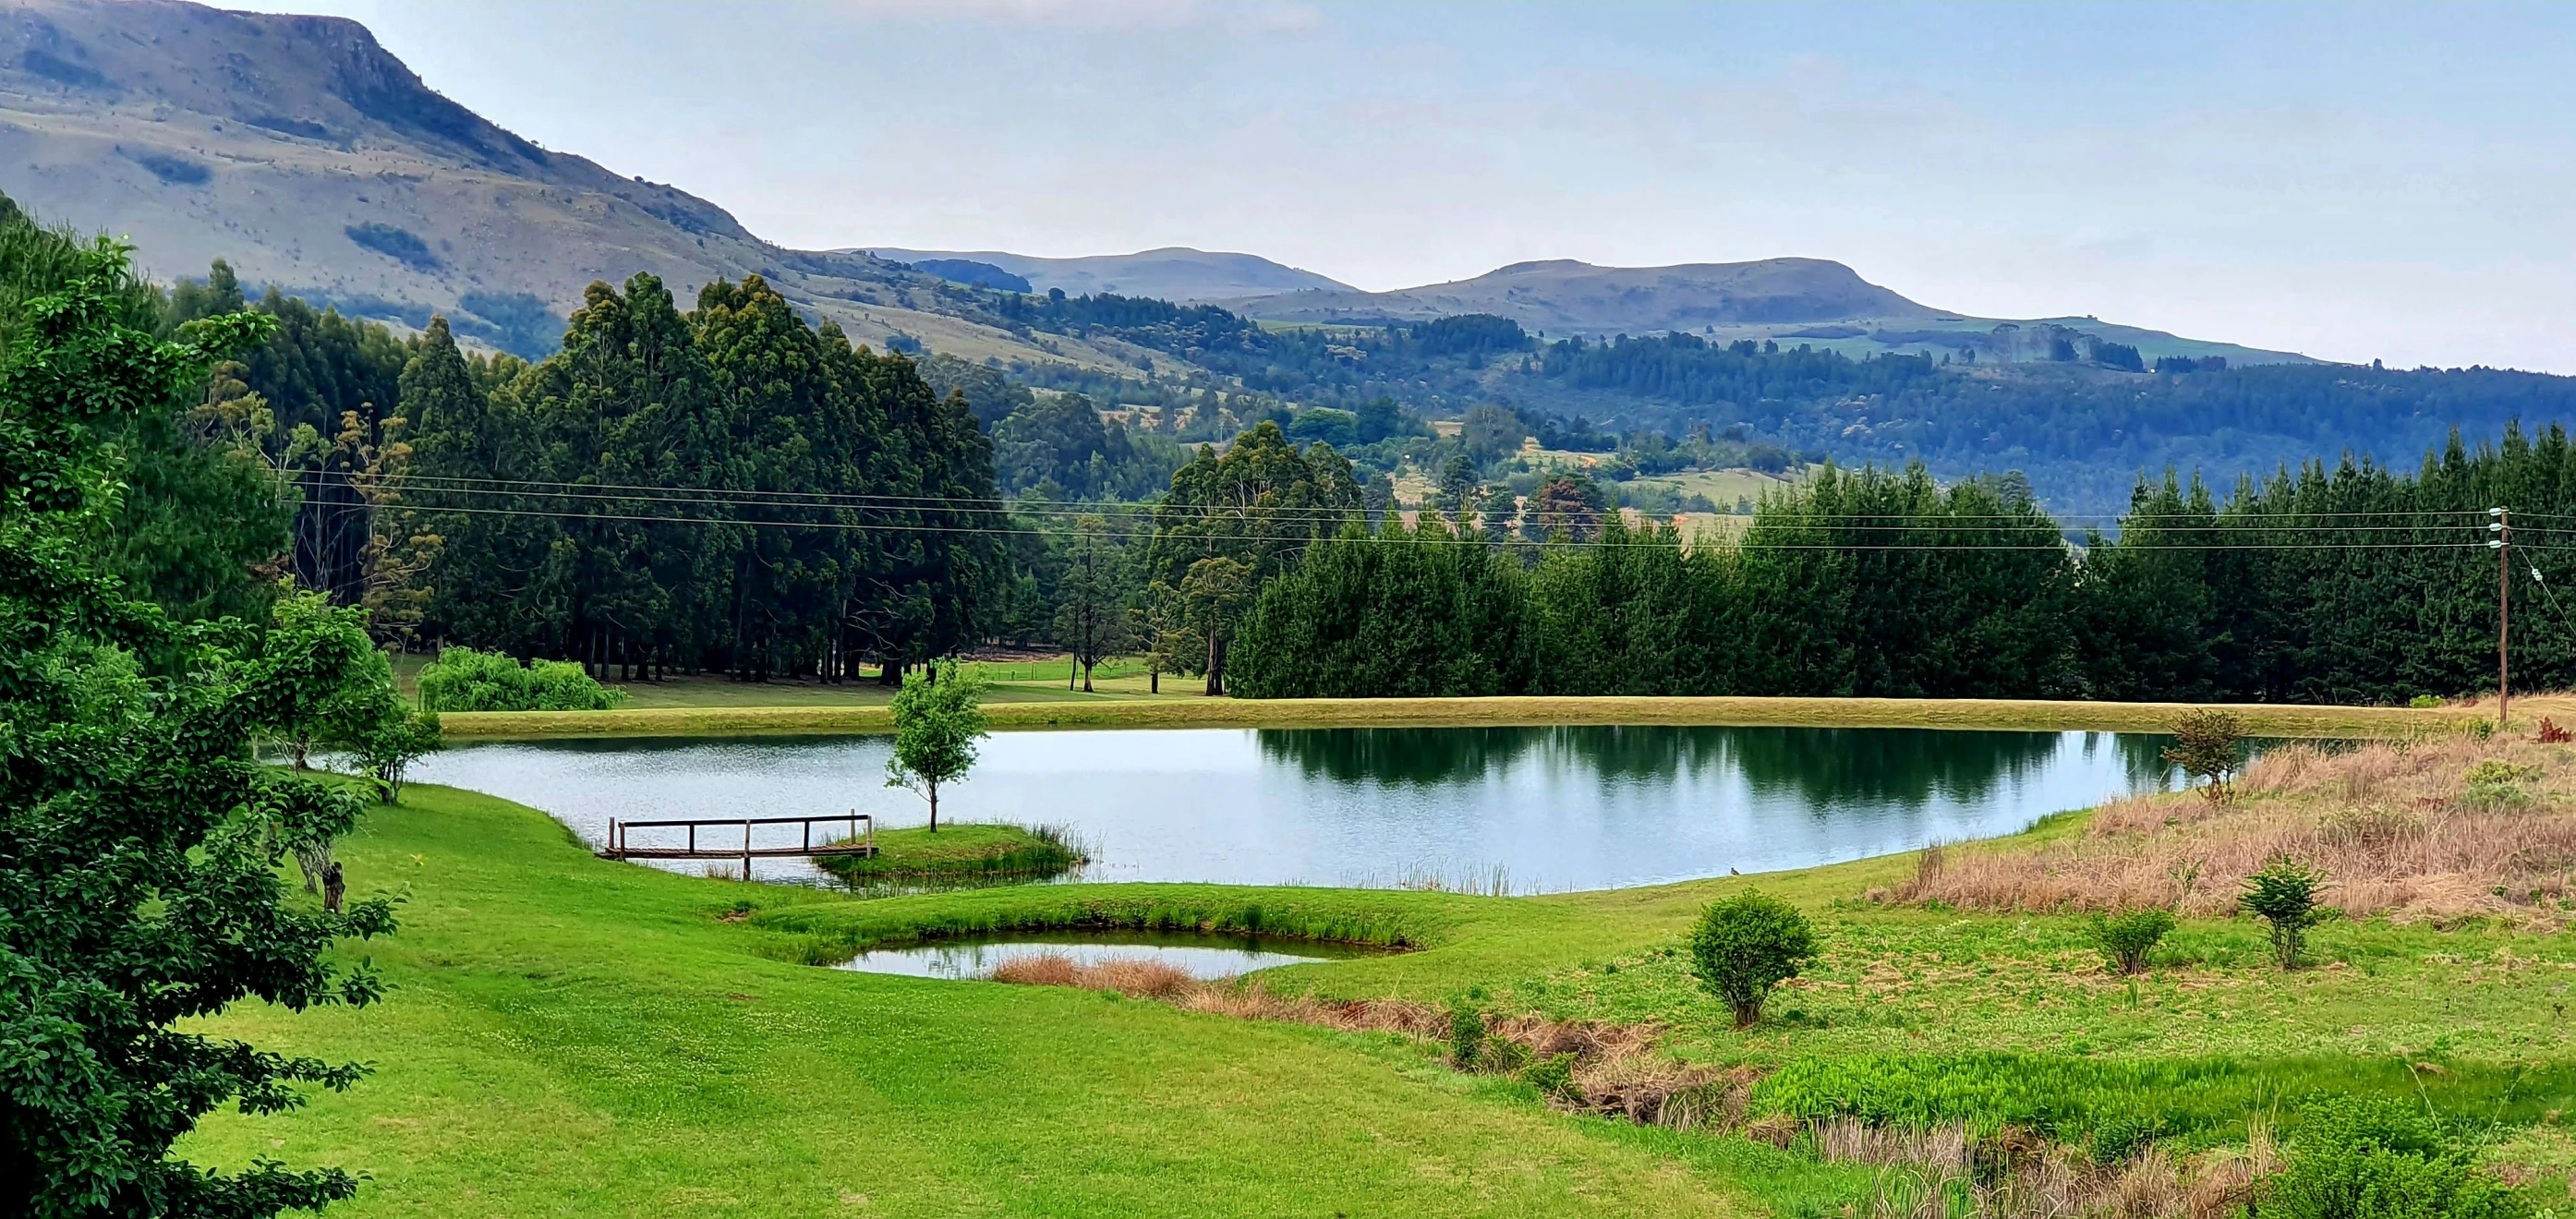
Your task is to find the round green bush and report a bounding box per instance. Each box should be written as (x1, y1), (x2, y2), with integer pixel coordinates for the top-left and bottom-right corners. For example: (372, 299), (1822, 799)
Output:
(1687, 889), (1818, 1028)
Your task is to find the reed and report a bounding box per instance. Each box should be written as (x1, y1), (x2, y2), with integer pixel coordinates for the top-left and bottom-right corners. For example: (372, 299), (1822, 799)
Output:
(1894, 733), (2576, 922)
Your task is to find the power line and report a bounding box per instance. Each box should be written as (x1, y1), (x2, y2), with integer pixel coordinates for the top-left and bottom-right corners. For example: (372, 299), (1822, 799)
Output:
(283, 494), (2495, 553)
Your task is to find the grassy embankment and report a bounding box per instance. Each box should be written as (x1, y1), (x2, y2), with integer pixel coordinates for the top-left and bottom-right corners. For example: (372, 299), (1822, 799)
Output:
(811, 822), (1085, 882)
(183, 730), (2576, 1215)
(436, 691), (2492, 740)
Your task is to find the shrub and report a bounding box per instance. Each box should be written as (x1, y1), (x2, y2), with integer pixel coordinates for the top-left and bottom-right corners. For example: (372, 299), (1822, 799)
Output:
(2261, 1096), (2526, 1219)
(1447, 1002), (1486, 1068)
(1524, 1052), (1581, 1103)
(1687, 889), (1819, 1028)
(416, 646), (625, 712)
(2538, 717), (2572, 744)
(2163, 708), (2244, 803)
(2411, 694), (2448, 709)
(2241, 854), (2328, 970)
(2461, 759), (2541, 809)
(2086, 909), (2176, 976)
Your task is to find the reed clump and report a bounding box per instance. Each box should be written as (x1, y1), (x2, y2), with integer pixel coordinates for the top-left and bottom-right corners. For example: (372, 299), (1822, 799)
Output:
(986, 952), (1195, 999)
(1893, 733), (2576, 923)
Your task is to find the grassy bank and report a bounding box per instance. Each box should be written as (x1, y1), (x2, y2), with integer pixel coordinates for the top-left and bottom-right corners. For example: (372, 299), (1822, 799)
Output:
(180, 756), (2576, 1214)
(811, 822), (1085, 882)
(177, 784), (1792, 1217)
(438, 693), (2487, 740)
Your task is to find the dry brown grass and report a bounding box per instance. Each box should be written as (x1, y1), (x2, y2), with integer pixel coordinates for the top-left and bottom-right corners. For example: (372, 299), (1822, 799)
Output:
(985, 952), (1195, 999)
(1816, 1117), (2278, 1219)
(1895, 733), (2576, 923)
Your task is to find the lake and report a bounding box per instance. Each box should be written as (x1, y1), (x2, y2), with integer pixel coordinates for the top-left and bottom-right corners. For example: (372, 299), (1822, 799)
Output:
(413, 725), (2180, 892)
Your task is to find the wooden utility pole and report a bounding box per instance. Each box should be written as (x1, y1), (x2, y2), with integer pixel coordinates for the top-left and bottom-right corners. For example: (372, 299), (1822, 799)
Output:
(2493, 507), (2511, 726)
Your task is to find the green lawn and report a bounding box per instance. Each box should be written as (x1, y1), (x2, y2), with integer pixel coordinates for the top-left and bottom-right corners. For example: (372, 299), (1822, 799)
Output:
(179, 784), (1792, 1217)
(180, 779), (2576, 1214)
(395, 652), (1197, 711)
(815, 822), (1082, 881)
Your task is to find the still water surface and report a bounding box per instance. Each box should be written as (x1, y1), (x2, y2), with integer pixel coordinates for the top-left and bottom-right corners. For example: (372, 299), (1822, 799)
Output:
(415, 726), (2179, 892)
(832, 931), (1368, 980)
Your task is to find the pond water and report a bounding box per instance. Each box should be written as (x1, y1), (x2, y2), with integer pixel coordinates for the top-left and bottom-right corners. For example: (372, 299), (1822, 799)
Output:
(831, 931), (1372, 980)
(414, 725), (2182, 892)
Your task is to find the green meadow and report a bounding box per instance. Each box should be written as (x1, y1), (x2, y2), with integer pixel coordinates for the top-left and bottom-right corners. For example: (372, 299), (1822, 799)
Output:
(178, 777), (2576, 1216)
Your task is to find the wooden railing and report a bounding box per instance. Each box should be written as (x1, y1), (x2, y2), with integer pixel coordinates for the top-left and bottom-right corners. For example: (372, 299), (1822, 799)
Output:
(598, 813), (876, 868)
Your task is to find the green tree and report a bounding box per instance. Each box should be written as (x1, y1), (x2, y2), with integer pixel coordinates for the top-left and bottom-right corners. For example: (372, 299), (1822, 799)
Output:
(2242, 854), (2328, 970)
(1146, 420), (1361, 590)
(886, 658), (989, 831)
(2, 239), (396, 1219)
(1053, 516), (1131, 692)
(1178, 556), (1255, 695)
(1687, 890), (1819, 1028)
(2162, 708), (2244, 803)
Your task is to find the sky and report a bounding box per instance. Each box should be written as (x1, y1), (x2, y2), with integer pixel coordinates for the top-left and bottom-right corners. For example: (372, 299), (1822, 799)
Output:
(241, 1), (2576, 372)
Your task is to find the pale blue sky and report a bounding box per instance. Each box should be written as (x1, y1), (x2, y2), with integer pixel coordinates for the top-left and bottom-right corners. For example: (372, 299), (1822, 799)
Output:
(245, 2), (2575, 371)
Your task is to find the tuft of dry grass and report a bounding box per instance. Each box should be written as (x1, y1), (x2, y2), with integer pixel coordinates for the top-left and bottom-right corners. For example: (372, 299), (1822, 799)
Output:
(986, 952), (1195, 999)
(1894, 734), (2576, 923)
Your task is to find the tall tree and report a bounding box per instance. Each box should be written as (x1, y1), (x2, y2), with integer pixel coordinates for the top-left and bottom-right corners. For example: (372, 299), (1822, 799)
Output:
(2, 239), (395, 1219)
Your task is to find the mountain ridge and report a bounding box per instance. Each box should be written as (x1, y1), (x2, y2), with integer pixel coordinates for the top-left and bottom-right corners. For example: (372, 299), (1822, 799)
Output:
(862, 246), (1352, 302)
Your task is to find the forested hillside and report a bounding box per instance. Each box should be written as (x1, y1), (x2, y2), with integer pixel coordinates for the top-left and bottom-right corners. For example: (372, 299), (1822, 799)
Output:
(1230, 430), (2576, 707)
(28, 163), (2576, 711)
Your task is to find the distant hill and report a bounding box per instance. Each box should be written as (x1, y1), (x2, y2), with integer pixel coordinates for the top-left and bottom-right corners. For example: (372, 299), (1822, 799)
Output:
(864, 247), (1352, 303)
(1220, 256), (2312, 366)
(0, 0), (1142, 368)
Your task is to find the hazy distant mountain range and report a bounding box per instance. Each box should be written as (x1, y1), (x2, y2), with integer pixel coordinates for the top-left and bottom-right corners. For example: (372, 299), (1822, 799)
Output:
(17, 0), (2574, 517)
(860, 247), (1352, 304)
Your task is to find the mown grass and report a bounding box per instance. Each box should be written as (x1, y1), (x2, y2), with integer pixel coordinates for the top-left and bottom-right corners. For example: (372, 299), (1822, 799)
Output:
(809, 822), (1084, 882)
(180, 766), (2576, 1214)
(176, 784), (1773, 1217)
(438, 693), (2482, 740)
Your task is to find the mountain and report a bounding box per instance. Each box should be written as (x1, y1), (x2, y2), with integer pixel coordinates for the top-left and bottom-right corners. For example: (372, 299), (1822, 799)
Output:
(863, 247), (1352, 303)
(1220, 256), (2311, 366)
(0, 0), (1143, 368)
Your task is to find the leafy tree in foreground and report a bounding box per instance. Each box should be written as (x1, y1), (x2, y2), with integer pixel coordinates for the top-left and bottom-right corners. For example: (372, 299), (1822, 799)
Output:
(1, 241), (396, 1218)
(1686, 890), (1818, 1028)
(886, 658), (988, 832)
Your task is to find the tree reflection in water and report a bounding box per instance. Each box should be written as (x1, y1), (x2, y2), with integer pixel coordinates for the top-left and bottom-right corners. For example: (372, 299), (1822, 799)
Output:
(1258, 725), (2177, 809)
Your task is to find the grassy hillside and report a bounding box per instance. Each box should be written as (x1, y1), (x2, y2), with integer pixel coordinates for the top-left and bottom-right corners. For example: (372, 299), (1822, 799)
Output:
(179, 743), (2576, 1215)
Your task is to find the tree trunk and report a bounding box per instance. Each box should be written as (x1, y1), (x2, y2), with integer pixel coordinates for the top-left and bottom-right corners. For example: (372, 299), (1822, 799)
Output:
(1082, 659), (1094, 694)
(927, 778), (939, 832)
(1204, 634), (1220, 695)
(1151, 666), (1159, 694)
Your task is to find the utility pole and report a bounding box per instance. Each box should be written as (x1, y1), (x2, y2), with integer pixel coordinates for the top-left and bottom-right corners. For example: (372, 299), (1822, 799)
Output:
(2491, 507), (2510, 726)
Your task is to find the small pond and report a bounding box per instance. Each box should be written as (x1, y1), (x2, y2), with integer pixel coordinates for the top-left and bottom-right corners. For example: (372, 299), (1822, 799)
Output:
(831, 931), (1372, 980)
(413, 725), (2185, 891)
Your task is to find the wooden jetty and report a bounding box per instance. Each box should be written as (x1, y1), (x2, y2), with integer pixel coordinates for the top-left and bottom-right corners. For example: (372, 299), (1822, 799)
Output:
(598, 814), (877, 874)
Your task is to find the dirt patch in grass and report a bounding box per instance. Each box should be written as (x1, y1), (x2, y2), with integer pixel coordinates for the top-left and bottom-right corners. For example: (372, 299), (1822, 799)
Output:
(1890, 734), (2576, 923)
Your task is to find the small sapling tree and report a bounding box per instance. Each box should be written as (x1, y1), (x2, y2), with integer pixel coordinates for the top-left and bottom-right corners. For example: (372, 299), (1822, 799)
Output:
(1687, 890), (1819, 1028)
(2086, 909), (2177, 976)
(357, 708), (443, 804)
(887, 658), (988, 832)
(2242, 854), (2328, 970)
(2163, 708), (2245, 803)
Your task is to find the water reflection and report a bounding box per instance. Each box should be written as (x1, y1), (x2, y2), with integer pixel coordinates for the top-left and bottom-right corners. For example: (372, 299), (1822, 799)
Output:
(1256, 725), (2115, 805)
(831, 931), (1370, 980)
(416, 725), (2183, 893)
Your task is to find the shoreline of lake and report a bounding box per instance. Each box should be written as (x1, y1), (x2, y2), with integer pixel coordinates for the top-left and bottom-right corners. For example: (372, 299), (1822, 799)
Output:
(434, 692), (2482, 742)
